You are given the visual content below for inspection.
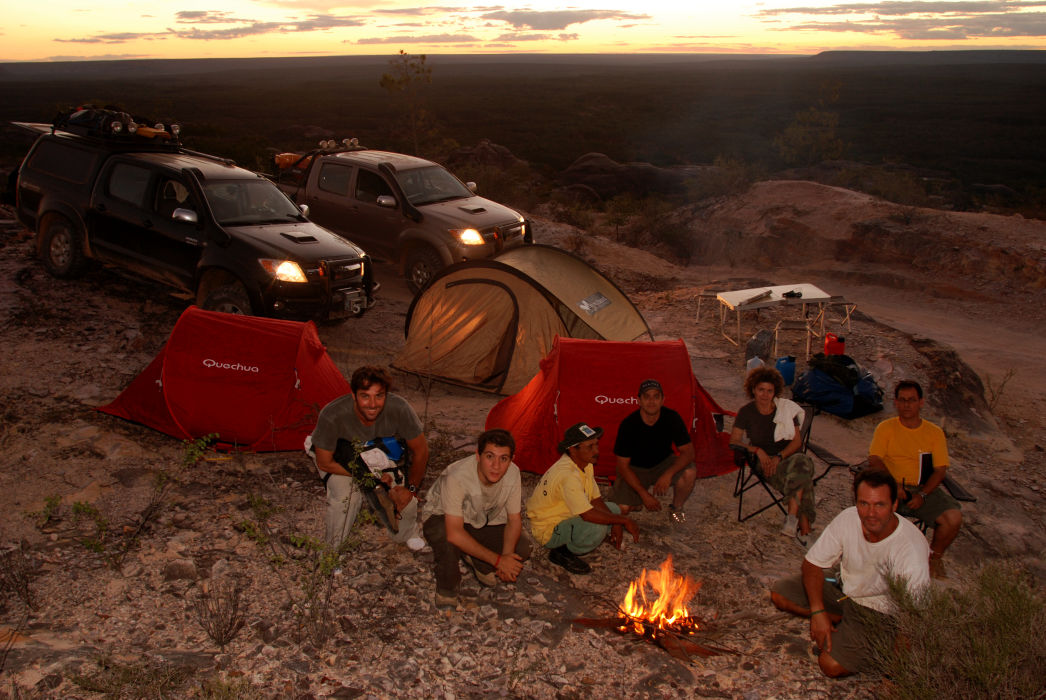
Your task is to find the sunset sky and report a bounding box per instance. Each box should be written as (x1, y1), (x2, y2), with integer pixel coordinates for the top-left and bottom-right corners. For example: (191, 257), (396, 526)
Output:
(3, 1), (1045, 62)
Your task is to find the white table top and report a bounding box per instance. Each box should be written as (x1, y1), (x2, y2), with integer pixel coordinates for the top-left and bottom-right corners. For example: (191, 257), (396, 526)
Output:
(716, 283), (831, 311)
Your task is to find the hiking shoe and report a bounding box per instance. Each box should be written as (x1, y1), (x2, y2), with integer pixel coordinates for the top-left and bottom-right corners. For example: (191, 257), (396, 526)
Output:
(434, 590), (458, 610)
(781, 513), (799, 537)
(929, 555), (948, 580)
(464, 555), (497, 587)
(549, 546), (591, 575)
(669, 506), (686, 524)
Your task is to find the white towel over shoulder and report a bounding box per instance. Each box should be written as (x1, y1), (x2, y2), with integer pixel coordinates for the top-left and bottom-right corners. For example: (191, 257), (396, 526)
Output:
(773, 398), (804, 443)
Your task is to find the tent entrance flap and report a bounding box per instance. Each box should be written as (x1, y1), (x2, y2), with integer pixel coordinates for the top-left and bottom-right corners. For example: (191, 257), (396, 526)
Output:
(399, 279), (520, 392)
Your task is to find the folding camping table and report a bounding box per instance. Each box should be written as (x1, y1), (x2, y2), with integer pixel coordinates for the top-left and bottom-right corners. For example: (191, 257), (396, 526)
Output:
(716, 283), (834, 346)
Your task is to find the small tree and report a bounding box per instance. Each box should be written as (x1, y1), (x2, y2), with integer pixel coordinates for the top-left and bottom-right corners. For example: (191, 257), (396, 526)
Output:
(774, 81), (846, 167)
(380, 50), (433, 155)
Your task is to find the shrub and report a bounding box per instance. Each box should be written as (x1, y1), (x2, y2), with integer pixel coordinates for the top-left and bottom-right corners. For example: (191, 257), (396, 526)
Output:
(193, 580), (247, 651)
(867, 561), (1046, 699)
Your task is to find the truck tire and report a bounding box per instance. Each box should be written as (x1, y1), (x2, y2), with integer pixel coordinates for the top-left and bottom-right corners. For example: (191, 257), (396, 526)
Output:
(40, 214), (87, 278)
(201, 281), (253, 315)
(405, 246), (443, 294)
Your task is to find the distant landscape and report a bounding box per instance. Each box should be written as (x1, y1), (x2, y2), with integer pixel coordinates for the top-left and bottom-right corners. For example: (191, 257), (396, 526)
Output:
(1, 51), (1044, 217)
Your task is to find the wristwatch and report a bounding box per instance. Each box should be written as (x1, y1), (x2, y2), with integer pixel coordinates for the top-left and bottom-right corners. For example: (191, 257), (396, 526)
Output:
(407, 484), (418, 494)
(918, 490), (930, 498)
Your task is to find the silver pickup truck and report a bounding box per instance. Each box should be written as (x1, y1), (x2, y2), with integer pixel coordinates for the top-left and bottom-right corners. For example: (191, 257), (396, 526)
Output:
(271, 143), (532, 293)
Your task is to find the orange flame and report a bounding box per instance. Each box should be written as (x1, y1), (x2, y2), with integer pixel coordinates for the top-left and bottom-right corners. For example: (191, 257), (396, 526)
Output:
(619, 556), (702, 634)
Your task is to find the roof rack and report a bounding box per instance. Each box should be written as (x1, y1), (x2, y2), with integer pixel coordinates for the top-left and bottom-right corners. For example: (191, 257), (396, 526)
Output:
(274, 138), (369, 172)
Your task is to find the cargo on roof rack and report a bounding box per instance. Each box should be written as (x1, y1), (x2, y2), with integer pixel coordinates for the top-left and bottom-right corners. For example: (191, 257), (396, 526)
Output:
(51, 105), (182, 144)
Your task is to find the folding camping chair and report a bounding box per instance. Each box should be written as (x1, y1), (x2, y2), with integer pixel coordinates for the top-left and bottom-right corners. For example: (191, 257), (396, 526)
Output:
(732, 403), (816, 522)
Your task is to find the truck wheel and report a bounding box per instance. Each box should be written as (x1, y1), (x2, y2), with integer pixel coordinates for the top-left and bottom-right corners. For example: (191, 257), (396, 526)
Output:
(201, 282), (253, 315)
(40, 215), (87, 278)
(405, 247), (443, 294)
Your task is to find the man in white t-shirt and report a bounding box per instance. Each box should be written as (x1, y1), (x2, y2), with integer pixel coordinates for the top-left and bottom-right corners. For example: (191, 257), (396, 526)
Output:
(770, 469), (930, 677)
(421, 429), (531, 610)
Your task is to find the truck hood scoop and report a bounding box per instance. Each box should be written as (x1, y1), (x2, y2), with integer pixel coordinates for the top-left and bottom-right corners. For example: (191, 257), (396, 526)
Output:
(281, 232), (318, 243)
(458, 204), (487, 214)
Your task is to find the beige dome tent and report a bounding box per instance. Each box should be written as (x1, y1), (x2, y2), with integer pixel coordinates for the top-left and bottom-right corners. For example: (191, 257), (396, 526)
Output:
(392, 245), (653, 394)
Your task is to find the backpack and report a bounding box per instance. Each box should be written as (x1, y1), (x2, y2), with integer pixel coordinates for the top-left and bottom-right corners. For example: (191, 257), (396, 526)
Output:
(793, 353), (884, 419)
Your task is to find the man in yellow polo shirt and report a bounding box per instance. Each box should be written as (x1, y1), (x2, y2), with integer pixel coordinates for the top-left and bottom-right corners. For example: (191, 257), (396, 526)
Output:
(526, 423), (639, 575)
(868, 380), (962, 579)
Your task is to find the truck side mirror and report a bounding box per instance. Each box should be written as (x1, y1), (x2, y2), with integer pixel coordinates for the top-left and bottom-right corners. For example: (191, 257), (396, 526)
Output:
(299, 204), (310, 217)
(172, 207), (198, 224)
(376, 195), (397, 208)
(466, 181), (477, 193)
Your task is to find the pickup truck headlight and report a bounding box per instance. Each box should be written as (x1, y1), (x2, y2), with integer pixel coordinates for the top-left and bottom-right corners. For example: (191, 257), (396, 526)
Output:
(454, 228), (485, 246)
(259, 259), (308, 283)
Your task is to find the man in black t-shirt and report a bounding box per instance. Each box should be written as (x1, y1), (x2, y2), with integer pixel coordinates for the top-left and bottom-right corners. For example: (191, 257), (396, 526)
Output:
(609, 379), (696, 524)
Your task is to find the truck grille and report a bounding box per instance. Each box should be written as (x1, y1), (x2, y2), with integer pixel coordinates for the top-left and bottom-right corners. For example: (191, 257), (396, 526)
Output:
(499, 221), (524, 240)
(486, 221), (524, 243)
(325, 257), (365, 284)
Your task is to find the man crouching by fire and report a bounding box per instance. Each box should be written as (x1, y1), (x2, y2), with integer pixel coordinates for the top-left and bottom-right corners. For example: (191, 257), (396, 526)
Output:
(421, 429), (532, 611)
(526, 423), (640, 575)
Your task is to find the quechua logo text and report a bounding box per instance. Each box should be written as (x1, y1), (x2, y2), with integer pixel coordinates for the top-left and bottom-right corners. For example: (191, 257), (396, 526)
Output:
(202, 358), (260, 373)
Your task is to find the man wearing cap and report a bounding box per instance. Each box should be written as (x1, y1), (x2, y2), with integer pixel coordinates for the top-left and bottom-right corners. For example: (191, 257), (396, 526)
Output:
(526, 423), (640, 574)
(610, 378), (697, 523)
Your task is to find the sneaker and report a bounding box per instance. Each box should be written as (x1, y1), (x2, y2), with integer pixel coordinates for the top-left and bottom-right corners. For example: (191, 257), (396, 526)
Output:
(669, 506), (686, 524)
(549, 546), (591, 575)
(795, 532), (809, 548)
(463, 555), (497, 587)
(781, 513), (799, 537)
(929, 554), (948, 580)
(434, 590), (458, 610)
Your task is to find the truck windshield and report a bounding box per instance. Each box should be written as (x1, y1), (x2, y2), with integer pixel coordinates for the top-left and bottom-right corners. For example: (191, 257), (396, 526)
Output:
(203, 179), (306, 225)
(394, 165), (472, 206)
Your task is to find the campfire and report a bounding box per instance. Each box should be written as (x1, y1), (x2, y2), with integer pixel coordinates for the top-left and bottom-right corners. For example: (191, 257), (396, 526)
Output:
(574, 556), (736, 661)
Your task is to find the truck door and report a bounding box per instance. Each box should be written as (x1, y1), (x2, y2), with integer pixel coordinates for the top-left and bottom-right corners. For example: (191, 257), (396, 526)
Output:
(302, 161), (401, 258)
(348, 168), (404, 259)
(90, 161), (203, 290)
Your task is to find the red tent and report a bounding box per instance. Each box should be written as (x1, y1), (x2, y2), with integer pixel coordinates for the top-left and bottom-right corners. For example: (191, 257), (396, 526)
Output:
(484, 337), (735, 480)
(98, 307), (350, 452)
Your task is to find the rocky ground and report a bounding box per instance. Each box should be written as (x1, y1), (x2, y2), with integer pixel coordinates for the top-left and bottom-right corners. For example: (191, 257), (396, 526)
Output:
(1, 181), (1044, 699)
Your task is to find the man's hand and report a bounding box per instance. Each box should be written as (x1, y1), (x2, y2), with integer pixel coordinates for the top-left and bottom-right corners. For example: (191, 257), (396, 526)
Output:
(495, 552), (524, 582)
(907, 492), (925, 510)
(641, 491), (662, 511)
(622, 517), (640, 544)
(810, 613), (833, 653)
(652, 474), (673, 496)
(388, 484), (413, 512)
(610, 523), (623, 549)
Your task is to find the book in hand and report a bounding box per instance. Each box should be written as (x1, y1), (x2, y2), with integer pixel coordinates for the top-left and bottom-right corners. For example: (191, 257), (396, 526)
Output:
(919, 452), (934, 485)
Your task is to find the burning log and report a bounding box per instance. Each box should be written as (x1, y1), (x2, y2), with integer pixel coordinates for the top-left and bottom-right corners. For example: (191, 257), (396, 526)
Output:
(573, 556), (738, 662)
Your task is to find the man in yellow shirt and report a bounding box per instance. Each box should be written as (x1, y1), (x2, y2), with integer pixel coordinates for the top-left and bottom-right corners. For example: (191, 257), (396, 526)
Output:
(868, 380), (962, 578)
(526, 423), (639, 575)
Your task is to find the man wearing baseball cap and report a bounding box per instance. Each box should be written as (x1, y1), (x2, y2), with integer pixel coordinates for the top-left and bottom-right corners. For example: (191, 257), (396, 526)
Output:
(609, 378), (697, 524)
(526, 422), (640, 574)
